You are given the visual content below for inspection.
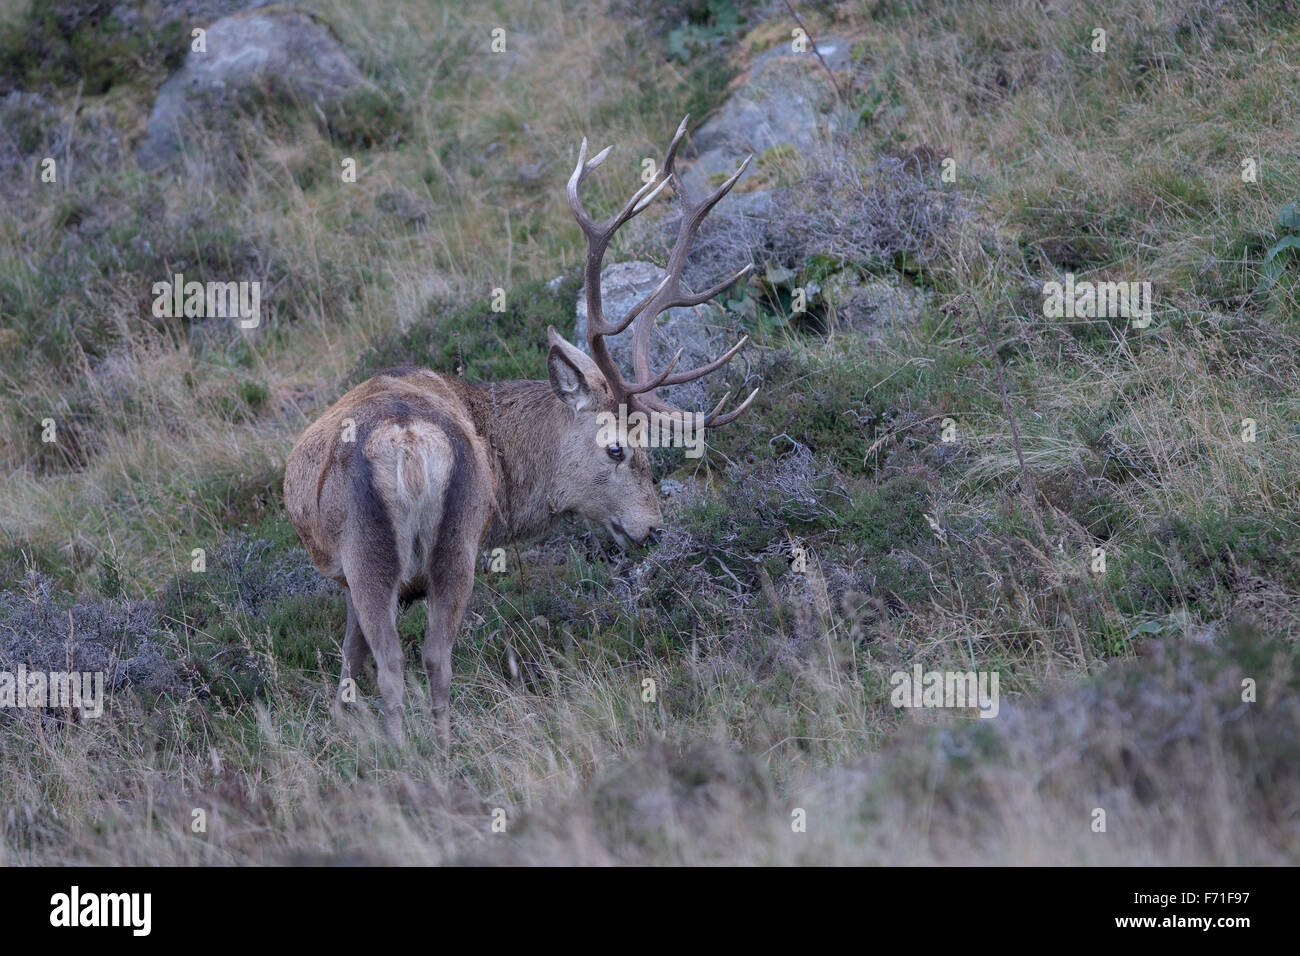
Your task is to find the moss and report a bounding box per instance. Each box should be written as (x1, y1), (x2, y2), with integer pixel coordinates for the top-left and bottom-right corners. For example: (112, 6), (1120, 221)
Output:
(1109, 513), (1300, 618)
(352, 272), (583, 385)
(0, 1), (185, 96)
(324, 85), (412, 150)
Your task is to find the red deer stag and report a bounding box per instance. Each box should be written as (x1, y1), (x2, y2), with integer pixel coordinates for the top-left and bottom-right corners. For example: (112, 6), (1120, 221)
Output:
(283, 117), (758, 747)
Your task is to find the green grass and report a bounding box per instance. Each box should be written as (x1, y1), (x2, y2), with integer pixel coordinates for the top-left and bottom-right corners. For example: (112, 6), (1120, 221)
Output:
(0, 0), (1297, 864)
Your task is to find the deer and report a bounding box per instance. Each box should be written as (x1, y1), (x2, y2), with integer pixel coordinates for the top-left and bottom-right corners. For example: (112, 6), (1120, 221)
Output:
(283, 117), (758, 748)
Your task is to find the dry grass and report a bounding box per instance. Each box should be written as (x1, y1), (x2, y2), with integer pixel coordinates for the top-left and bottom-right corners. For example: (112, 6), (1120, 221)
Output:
(0, 0), (1297, 864)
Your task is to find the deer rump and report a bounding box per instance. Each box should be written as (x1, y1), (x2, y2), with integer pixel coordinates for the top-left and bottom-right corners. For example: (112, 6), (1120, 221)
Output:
(291, 379), (494, 606)
(358, 415), (466, 605)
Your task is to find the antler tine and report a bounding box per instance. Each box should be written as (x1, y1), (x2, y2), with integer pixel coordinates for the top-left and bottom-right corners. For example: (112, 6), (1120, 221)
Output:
(662, 113), (754, 222)
(672, 262), (754, 309)
(569, 139), (671, 243)
(628, 175), (671, 218)
(638, 382), (759, 429)
(569, 135), (634, 394)
(662, 114), (692, 199)
(566, 118), (760, 431)
(566, 139), (615, 231)
(690, 153), (754, 221)
(623, 347), (684, 396)
(655, 333), (749, 388)
(703, 386), (760, 427)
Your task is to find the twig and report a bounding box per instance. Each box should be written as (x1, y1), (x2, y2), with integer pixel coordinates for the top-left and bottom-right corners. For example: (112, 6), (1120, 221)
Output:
(863, 413), (946, 460)
(782, 0), (848, 105)
(64, 80), (83, 185)
(968, 295), (1046, 541)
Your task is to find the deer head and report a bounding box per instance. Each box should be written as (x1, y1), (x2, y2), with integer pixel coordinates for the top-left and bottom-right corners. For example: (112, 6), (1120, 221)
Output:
(545, 115), (759, 547)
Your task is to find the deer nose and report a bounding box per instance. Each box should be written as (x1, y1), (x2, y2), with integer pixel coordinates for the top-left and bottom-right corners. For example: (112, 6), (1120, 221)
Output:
(645, 527), (663, 545)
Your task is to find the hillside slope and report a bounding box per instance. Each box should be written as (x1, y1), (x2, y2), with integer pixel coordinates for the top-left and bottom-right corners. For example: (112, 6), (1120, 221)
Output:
(0, 0), (1296, 864)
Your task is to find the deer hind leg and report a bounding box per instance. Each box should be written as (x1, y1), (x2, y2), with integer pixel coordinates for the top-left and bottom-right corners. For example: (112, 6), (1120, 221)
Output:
(422, 468), (492, 753)
(349, 581), (404, 743)
(342, 540), (405, 744)
(335, 587), (372, 719)
(423, 535), (478, 752)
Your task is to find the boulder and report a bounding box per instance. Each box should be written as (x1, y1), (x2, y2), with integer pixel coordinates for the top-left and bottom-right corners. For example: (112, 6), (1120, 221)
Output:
(679, 35), (855, 199)
(645, 36), (856, 290)
(136, 8), (367, 170)
(574, 260), (741, 414)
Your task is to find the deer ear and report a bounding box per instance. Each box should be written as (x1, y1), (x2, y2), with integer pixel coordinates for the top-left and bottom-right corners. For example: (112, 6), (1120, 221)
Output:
(546, 326), (602, 370)
(547, 331), (598, 413)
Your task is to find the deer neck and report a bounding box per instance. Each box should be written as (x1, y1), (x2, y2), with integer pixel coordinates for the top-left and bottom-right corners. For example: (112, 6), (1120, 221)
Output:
(468, 379), (580, 547)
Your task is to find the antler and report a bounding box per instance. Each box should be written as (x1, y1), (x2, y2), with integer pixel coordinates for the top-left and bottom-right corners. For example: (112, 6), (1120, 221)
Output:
(567, 115), (759, 429)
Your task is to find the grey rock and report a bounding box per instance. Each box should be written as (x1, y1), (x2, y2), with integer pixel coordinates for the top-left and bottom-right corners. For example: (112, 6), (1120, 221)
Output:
(825, 273), (931, 335)
(658, 478), (685, 499)
(680, 35), (855, 199)
(574, 260), (742, 413)
(634, 37), (856, 291)
(137, 9), (367, 170)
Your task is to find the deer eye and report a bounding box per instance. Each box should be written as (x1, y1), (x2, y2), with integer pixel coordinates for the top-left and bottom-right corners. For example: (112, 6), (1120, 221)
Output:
(606, 443), (625, 463)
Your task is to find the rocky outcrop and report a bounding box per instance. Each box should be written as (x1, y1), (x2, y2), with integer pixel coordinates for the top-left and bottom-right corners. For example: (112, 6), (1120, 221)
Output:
(652, 36), (857, 291)
(680, 35), (855, 199)
(574, 260), (740, 414)
(136, 8), (367, 170)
